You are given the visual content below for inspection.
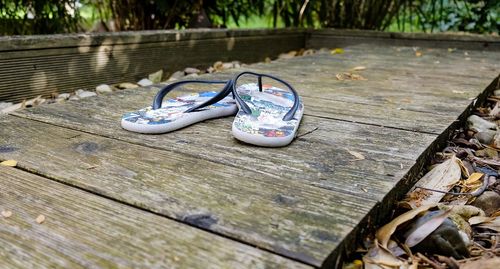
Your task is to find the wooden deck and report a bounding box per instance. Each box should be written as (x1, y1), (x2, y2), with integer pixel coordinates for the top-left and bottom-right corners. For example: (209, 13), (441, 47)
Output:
(1, 42), (499, 268)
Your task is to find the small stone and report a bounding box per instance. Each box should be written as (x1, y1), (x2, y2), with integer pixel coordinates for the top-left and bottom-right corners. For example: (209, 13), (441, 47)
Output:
(405, 211), (469, 259)
(1, 210), (12, 218)
(57, 93), (71, 100)
(148, 69), (163, 83)
(117, 82), (138, 89)
(213, 61), (224, 70)
(184, 67), (200, 75)
(472, 191), (500, 216)
(222, 62), (233, 69)
(168, 71), (185, 81)
(467, 115), (496, 132)
(184, 73), (198, 78)
(95, 84), (113, 94)
(475, 130), (496, 144)
(232, 61), (241, 68)
(0, 102), (18, 113)
(137, 78), (153, 87)
(278, 51), (297, 59)
(0, 102), (13, 111)
(68, 95), (80, 101)
(206, 67), (215, 73)
(36, 214), (45, 224)
(494, 89), (500, 97)
(302, 49), (315, 56)
(264, 57), (271, 63)
(76, 90), (97, 99)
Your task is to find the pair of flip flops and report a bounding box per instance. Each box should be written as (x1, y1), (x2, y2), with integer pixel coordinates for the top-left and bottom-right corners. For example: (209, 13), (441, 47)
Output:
(121, 71), (304, 147)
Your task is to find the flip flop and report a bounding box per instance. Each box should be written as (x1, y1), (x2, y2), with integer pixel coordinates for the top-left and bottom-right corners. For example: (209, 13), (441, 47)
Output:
(231, 72), (304, 147)
(121, 80), (236, 134)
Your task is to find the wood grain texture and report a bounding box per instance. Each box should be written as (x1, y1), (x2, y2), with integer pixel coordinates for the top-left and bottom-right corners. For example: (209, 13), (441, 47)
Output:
(0, 28), (304, 52)
(0, 115), (376, 266)
(0, 166), (310, 269)
(308, 29), (500, 51)
(246, 44), (499, 114)
(3, 41), (499, 267)
(11, 84), (436, 201)
(0, 30), (304, 102)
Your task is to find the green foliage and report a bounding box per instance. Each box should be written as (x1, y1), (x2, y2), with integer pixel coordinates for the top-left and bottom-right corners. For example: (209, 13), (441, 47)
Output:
(0, 0), (81, 35)
(394, 0), (499, 33)
(0, 0), (497, 35)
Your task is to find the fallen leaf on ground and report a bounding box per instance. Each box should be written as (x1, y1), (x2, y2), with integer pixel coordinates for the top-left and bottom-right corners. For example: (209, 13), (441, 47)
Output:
(415, 51), (422, 57)
(331, 48), (344, 54)
(1, 210), (12, 218)
(336, 72), (367, 81)
(489, 102), (500, 117)
(468, 216), (494, 225)
(457, 158), (471, 178)
(406, 155), (461, 207)
(405, 209), (452, 247)
(0, 160), (17, 167)
(349, 73), (367, 80)
(351, 66), (366, 71)
(36, 214), (46, 224)
(363, 240), (405, 269)
(476, 216), (500, 232)
(376, 204), (435, 248)
(346, 149), (365, 161)
(464, 172), (484, 185)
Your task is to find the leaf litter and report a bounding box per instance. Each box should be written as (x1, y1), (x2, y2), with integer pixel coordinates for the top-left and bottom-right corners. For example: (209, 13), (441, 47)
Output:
(343, 87), (500, 268)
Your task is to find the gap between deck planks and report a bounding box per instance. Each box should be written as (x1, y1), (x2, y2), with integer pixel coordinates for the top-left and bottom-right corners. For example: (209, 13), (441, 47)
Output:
(0, 114), (406, 267)
(2, 43), (499, 267)
(0, 165), (310, 269)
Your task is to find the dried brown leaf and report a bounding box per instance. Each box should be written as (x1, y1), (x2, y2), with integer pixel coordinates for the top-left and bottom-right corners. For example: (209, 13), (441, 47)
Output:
(464, 172), (483, 185)
(468, 216), (494, 225)
(406, 155), (461, 207)
(476, 216), (500, 232)
(363, 240), (404, 269)
(351, 66), (367, 71)
(376, 204), (435, 248)
(346, 149), (365, 161)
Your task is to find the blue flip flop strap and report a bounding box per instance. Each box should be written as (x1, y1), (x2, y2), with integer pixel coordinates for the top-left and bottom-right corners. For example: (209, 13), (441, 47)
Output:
(231, 71), (300, 121)
(152, 80), (232, 112)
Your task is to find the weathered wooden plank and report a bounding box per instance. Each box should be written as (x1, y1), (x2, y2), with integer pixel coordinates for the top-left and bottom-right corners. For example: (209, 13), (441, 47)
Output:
(227, 45), (498, 119)
(308, 29), (500, 51)
(0, 115), (377, 266)
(0, 28), (305, 52)
(11, 84), (436, 200)
(0, 31), (304, 102)
(0, 165), (310, 269)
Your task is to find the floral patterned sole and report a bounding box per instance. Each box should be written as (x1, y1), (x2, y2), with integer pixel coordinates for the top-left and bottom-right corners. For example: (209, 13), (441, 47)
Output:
(232, 83), (304, 147)
(121, 91), (237, 134)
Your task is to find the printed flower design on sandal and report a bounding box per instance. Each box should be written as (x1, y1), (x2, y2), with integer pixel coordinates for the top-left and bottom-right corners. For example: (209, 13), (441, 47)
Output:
(231, 72), (304, 147)
(121, 80), (236, 134)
